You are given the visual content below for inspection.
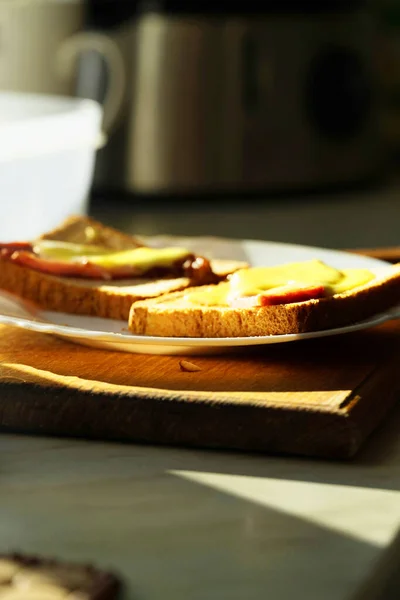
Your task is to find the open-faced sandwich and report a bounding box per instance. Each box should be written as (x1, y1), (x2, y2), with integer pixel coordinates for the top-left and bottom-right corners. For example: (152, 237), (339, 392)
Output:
(1, 217), (399, 339)
(128, 259), (400, 337)
(0, 216), (247, 320)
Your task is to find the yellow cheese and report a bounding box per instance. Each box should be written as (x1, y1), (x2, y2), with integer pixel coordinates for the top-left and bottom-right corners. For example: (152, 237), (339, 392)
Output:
(34, 241), (192, 271)
(229, 260), (374, 296)
(34, 241), (115, 260)
(185, 260), (375, 306)
(186, 282), (231, 306)
(87, 247), (191, 270)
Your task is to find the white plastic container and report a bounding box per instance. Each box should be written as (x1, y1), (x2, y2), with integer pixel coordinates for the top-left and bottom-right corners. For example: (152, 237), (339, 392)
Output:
(0, 91), (102, 241)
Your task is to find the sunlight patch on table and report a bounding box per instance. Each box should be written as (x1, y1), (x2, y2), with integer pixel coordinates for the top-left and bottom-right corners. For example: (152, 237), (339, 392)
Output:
(169, 470), (400, 546)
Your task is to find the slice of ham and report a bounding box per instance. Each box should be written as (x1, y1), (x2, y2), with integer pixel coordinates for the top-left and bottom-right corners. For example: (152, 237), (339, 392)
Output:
(259, 284), (327, 305)
(0, 243), (215, 282)
(229, 284), (327, 308)
(0, 242), (33, 252)
(3, 250), (114, 280)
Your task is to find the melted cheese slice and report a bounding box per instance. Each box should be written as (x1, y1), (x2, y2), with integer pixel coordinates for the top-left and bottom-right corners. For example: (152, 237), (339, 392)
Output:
(186, 260), (375, 306)
(34, 241), (192, 271)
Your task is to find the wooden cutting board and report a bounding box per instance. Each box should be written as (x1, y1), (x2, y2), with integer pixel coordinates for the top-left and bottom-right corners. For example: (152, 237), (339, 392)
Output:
(0, 247), (399, 460)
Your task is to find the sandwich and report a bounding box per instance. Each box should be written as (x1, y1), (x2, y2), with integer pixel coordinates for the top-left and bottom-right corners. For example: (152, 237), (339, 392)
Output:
(0, 216), (247, 320)
(128, 259), (400, 337)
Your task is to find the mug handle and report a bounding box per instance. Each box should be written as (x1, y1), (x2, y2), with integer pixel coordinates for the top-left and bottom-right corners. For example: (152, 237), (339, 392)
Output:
(56, 31), (126, 135)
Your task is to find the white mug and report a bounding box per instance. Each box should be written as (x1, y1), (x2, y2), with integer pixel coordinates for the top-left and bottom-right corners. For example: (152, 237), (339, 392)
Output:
(0, 0), (125, 133)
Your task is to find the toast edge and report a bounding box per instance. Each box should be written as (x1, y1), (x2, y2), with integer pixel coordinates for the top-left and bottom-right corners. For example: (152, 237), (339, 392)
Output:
(128, 265), (400, 337)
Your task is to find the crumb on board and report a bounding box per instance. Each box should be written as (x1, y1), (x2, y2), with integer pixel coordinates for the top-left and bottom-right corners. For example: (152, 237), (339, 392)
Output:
(179, 360), (202, 372)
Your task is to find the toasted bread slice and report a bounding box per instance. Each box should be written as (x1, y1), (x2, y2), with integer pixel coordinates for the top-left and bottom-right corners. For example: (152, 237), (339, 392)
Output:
(128, 264), (400, 337)
(39, 214), (143, 250)
(0, 217), (247, 320)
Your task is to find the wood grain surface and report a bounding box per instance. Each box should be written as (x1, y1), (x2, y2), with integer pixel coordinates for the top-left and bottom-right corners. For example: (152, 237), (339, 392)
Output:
(349, 247), (400, 264)
(0, 318), (399, 459)
(0, 246), (399, 460)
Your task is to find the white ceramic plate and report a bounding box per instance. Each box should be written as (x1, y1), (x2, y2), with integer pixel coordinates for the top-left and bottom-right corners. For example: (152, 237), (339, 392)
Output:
(0, 236), (398, 355)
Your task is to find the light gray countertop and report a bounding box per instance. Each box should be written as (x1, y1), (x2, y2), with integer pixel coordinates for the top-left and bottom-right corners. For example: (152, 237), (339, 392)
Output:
(1, 403), (400, 600)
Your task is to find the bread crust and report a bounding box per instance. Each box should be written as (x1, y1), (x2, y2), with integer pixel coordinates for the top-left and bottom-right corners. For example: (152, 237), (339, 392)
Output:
(128, 265), (400, 337)
(39, 215), (142, 250)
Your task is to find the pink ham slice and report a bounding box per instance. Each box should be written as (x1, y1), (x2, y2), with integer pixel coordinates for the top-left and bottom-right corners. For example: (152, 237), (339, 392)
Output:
(259, 284), (326, 305)
(0, 242), (34, 252)
(0, 249), (114, 280)
(230, 284), (327, 308)
(0, 243), (202, 281)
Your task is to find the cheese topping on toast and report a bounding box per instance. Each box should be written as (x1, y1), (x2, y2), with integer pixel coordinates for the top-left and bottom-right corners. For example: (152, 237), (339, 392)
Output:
(0, 239), (219, 283)
(185, 260), (375, 307)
